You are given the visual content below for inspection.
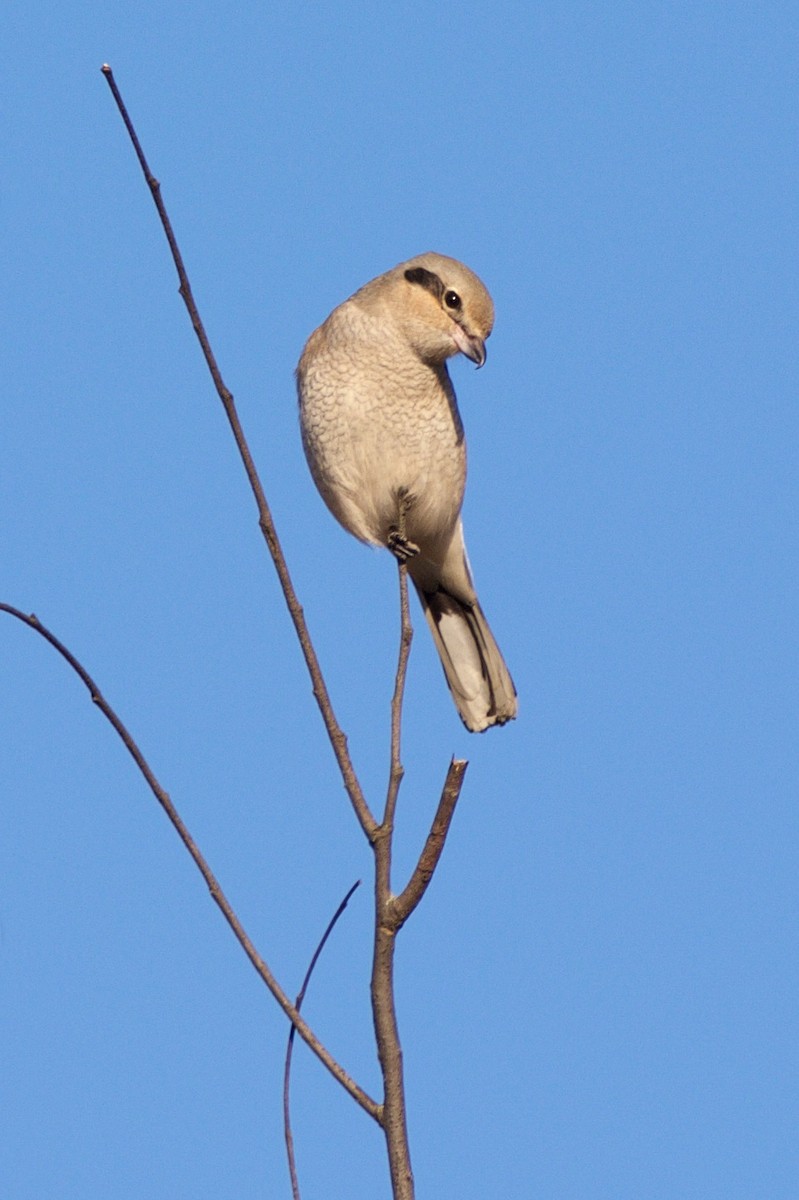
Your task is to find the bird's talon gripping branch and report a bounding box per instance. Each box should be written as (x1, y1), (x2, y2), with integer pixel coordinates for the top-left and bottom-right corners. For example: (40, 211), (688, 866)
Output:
(387, 529), (420, 563)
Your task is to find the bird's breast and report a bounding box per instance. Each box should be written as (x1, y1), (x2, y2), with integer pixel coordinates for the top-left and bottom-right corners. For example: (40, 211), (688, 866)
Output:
(298, 319), (466, 548)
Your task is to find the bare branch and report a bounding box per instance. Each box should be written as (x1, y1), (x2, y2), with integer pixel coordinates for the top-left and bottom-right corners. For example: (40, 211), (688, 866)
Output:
(99, 63), (376, 844)
(367, 554), (417, 1200)
(0, 603), (380, 1122)
(284, 880), (361, 1200)
(392, 758), (468, 929)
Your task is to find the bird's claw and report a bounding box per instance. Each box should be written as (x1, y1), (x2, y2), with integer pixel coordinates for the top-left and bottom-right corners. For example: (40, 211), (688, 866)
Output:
(387, 528), (420, 563)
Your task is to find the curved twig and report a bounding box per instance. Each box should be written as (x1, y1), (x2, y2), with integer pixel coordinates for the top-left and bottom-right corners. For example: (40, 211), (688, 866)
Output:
(0, 603), (380, 1122)
(284, 880), (361, 1200)
(100, 63), (376, 845)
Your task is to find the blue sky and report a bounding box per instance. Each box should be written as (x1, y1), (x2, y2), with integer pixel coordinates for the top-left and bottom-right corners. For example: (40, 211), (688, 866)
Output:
(1, 3), (797, 1197)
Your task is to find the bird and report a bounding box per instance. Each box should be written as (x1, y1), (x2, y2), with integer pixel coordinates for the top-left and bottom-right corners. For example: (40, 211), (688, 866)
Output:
(296, 252), (517, 732)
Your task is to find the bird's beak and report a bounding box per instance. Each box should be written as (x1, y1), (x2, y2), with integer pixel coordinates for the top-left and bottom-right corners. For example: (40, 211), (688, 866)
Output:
(452, 324), (487, 368)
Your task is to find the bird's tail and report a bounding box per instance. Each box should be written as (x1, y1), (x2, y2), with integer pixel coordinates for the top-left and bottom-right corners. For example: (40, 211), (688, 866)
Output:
(413, 583), (517, 732)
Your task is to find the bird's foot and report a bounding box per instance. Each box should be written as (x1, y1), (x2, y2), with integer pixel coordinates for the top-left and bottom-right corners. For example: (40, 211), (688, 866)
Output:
(387, 528), (420, 563)
(389, 486), (419, 561)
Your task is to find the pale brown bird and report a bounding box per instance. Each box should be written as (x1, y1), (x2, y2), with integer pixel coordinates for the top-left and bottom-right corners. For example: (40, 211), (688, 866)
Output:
(296, 252), (517, 732)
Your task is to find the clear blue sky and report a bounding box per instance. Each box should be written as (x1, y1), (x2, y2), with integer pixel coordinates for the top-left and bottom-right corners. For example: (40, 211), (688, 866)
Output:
(1, 3), (797, 1197)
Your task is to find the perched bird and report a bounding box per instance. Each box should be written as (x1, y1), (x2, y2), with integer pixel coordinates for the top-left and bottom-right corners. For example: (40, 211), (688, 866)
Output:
(296, 252), (517, 732)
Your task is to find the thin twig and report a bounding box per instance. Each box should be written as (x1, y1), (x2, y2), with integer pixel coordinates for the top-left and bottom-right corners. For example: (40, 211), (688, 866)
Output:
(100, 63), (376, 844)
(384, 561), (413, 830)
(392, 758), (468, 929)
(0, 603), (380, 1123)
(284, 880), (361, 1200)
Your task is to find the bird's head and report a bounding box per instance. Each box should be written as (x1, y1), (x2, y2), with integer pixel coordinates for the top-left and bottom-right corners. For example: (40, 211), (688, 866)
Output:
(392, 252), (494, 368)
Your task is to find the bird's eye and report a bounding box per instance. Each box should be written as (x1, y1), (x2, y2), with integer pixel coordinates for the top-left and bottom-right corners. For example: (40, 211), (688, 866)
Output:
(444, 290), (462, 310)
